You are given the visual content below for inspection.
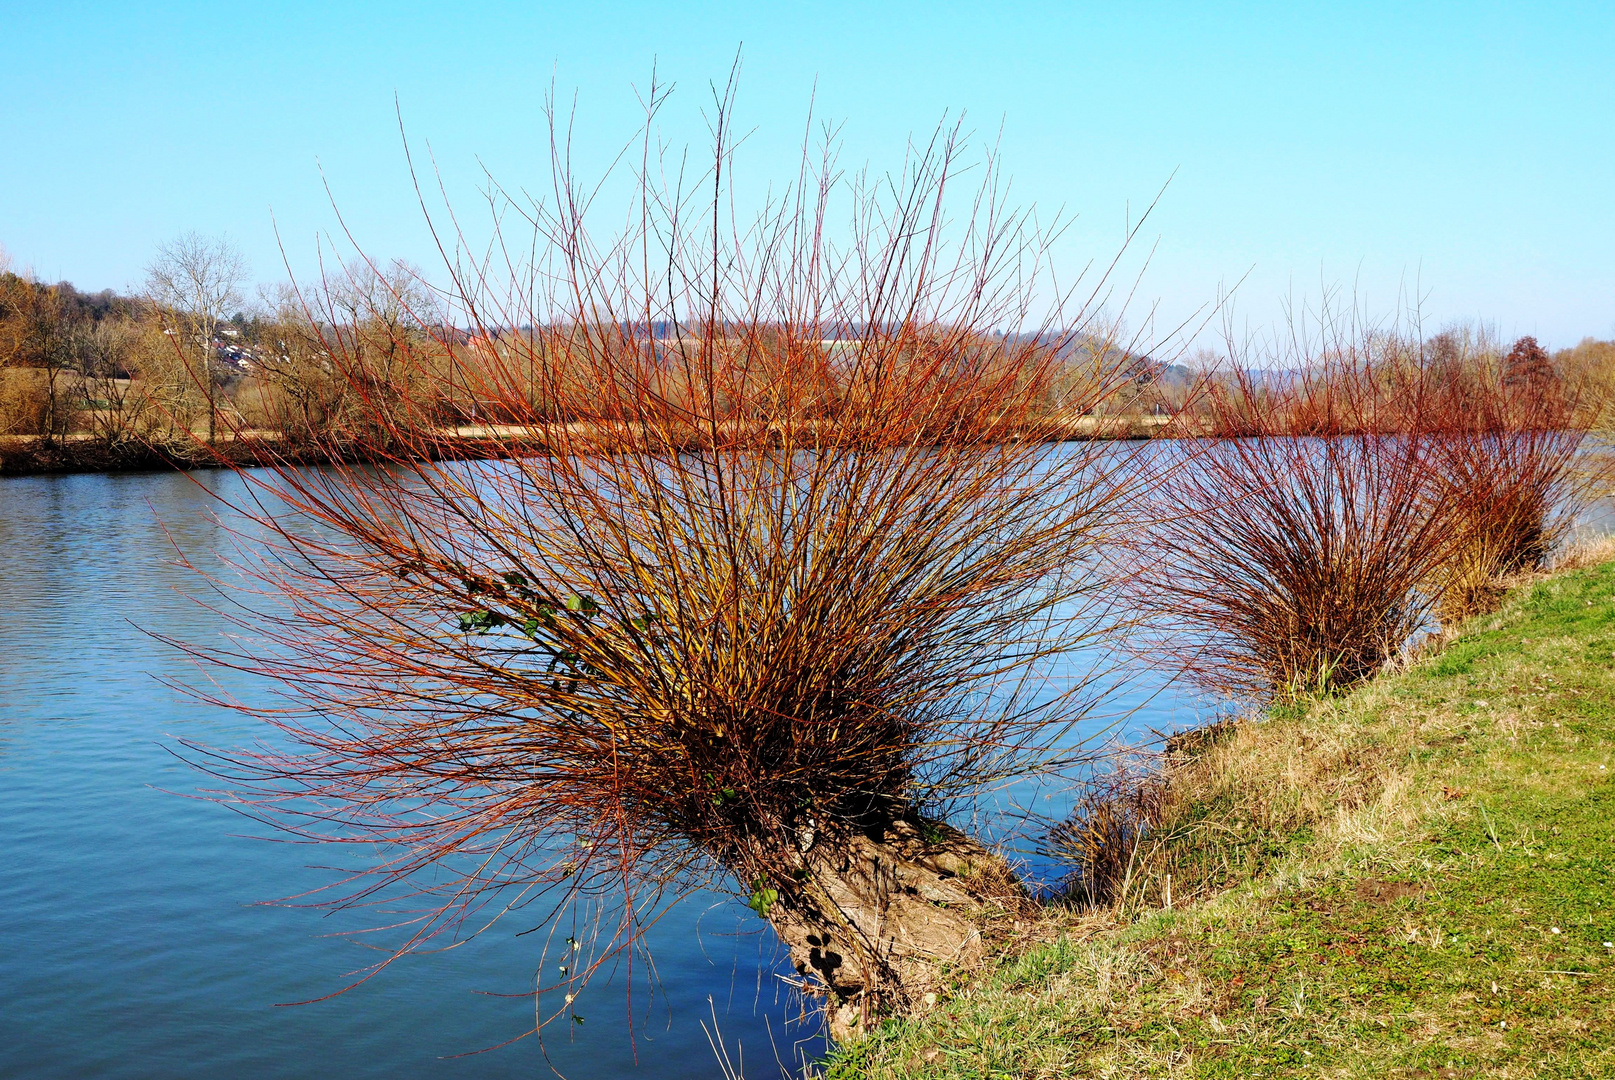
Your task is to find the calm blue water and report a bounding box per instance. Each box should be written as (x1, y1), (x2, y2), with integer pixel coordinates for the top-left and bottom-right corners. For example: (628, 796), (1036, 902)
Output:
(0, 467), (1192, 1079)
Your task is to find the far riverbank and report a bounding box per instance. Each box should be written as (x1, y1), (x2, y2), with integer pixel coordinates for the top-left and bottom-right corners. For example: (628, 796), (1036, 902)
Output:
(0, 414), (1176, 477)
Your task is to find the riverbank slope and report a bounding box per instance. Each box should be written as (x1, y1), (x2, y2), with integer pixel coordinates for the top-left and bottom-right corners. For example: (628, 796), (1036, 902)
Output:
(828, 557), (1615, 1078)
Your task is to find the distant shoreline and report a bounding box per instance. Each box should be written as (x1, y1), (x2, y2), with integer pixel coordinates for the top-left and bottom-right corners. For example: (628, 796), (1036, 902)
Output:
(0, 415), (1177, 477)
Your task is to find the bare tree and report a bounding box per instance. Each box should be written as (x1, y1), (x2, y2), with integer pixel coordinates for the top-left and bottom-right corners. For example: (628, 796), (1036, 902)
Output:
(324, 257), (438, 344)
(73, 318), (154, 446)
(144, 233), (246, 444)
(245, 260), (443, 444)
(0, 273), (75, 444)
(322, 258), (446, 429)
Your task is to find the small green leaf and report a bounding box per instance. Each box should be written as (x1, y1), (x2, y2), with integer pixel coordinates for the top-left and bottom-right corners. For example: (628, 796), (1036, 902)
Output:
(565, 593), (600, 616)
(746, 879), (779, 917)
(457, 609), (505, 634)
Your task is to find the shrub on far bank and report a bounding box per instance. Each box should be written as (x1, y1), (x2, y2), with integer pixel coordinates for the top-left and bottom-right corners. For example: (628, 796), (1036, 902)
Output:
(0, 366), (51, 436)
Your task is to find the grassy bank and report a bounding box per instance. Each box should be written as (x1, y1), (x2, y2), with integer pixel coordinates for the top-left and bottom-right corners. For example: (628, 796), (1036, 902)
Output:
(827, 558), (1615, 1078)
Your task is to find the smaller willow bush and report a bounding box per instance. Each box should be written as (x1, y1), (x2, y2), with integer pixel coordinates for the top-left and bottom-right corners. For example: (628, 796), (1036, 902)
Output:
(1133, 324), (1594, 704)
(1050, 330), (1597, 921)
(1135, 348), (1458, 702)
(1425, 336), (1591, 625)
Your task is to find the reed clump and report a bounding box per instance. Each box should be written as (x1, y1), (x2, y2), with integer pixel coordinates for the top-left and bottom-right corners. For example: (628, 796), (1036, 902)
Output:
(1042, 764), (1166, 907)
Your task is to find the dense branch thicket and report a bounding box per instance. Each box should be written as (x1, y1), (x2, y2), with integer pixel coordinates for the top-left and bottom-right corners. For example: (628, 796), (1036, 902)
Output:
(1135, 344), (1458, 701)
(1423, 332), (1593, 623)
(1130, 318), (1597, 702)
(173, 96), (1168, 1039)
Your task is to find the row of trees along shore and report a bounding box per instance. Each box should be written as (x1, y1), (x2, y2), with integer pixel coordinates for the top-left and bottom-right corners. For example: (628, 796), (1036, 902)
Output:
(2, 247), (1612, 474)
(0, 271), (1195, 473)
(52, 104), (1608, 1049)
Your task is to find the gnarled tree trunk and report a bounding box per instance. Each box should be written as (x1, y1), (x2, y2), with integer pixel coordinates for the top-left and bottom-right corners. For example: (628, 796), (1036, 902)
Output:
(766, 818), (1028, 1040)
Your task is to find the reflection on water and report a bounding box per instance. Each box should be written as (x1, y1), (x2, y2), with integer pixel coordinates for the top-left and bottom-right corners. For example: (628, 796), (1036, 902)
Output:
(0, 466), (1189, 1079)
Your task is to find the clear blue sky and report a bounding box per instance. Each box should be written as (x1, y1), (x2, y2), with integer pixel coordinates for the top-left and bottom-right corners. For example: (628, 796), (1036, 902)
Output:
(3, 1), (1612, 349)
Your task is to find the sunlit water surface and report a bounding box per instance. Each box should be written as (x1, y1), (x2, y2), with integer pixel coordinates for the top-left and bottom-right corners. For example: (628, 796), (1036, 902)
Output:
(0, 467), (1202, 1079)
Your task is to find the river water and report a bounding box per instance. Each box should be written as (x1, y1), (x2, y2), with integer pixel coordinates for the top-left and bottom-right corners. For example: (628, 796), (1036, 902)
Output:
(0, 467), (1200, 1079)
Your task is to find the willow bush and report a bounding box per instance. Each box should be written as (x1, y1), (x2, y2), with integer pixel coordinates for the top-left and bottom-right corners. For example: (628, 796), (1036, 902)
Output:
(1425, 335), (1591, 625)
(1131, 326), (1459, 702)
(178, 89), (1165, 1041)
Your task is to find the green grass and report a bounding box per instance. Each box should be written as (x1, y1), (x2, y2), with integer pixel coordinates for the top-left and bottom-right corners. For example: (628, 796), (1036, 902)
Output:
(825, 562), (1615, 1078)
